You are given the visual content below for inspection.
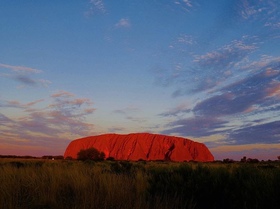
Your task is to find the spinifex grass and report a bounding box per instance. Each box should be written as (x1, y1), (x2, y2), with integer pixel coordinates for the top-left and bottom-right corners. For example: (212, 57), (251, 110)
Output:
(0, 159), (280, 209)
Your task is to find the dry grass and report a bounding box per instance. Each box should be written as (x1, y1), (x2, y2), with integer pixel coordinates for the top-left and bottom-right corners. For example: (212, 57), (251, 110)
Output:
(0, 159), (280, 209)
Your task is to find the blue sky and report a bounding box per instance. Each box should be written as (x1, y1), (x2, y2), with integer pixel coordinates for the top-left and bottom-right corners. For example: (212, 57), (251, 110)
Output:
(1, 0), (280, 160)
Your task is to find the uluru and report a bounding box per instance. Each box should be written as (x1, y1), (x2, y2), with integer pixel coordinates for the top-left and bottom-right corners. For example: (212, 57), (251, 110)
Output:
(64, 133), (214, 162)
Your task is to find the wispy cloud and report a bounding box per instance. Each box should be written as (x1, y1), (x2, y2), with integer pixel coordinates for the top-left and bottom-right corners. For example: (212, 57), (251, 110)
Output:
(194, 39), (257, 69)
(15, 75), (37, 86)
(85, 0), (106, 17)
(238, 0), (263, 20)
(0, 99), (44, 109)
(0, 63), (51, 88)
(162, 116), (227, 137)
(0, 63), (42, 73)
(238, 0), (277, 20)
(115, 18), (131, 28)
(14, 75), (51, 88)
(51, 90), (75, 98)
(174, 0), (194, 12)
(237, 0), (280, 31)
(113, 106), (139, 115)
(49, 90), (95, 118)
(113, 105), (146, 123)
(108, 126), (126, 133)
(159, 103), (191, 117)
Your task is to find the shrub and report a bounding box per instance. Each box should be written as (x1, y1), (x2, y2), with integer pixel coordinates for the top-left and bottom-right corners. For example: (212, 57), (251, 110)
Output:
(77, 147), (105, 161)
(106, 156), (115, 161)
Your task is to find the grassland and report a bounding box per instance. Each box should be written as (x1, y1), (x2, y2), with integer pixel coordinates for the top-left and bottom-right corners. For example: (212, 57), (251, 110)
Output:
(0, 159), (280, 209)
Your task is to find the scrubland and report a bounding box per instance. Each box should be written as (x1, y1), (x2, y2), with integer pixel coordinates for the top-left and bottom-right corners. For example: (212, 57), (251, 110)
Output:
(0, 159), (280, 209)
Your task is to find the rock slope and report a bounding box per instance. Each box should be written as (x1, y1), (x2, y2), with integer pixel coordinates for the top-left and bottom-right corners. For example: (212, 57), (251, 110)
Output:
(64, 133), (214, 162)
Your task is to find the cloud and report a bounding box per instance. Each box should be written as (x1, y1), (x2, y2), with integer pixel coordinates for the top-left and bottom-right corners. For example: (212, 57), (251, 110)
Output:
(154, 37), (260, 95)
(115, 18), (131, 28)
(0, 63), (42, 73)
(238, 0), (263, 20)
(126, 116), (146, 123)
(0, 90), (96, 154)
(228, 121), (280, 144)
(265, 22), (280, 29)
(0, 99), (44, 109)
(192, 69), (276, 117)
(51, 90), (75, 98)
(160, 55), (280, 145)
(237, 0), (278, 21)
(0, 63), (51, 88)
(15, 75), (37, 86)
(49, 90), (95, 118)
(113, 105), (146, 123)
(85, 0), (106, 16)
(161, 116), (228, 137)
(0, 113), (14, 125)
(90, 0), (105, 11)
(108, 126), (126, 133)
(12, 75), (51, 88)
(192, 58), (280, 117)
(174, 0), (194, 12)
(194, 38), (258, 74)
(113, 106), (139, 115)
(38, 79), (52, 87)
(237, 0), (280, 35)
(159, 103), (191, 117)
(177, 34), (196, 45)
(266, 81), (280, 98)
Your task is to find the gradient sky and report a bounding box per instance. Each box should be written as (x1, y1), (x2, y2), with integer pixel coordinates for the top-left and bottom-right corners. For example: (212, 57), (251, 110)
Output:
(1, 0), (280, 160)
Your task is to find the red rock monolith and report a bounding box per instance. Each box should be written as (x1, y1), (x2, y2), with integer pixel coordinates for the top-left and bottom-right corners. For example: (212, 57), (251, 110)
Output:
(64, 133), (214, 162)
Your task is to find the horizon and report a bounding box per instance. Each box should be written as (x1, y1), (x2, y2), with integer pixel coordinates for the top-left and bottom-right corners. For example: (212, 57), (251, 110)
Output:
(1, 0), (280, 161)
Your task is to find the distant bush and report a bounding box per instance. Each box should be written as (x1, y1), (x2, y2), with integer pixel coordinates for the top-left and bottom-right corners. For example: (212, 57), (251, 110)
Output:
(246, 158), (259, 163)
(77, 147), (105, 161)
(223, 158), (235, 163)
(106, 156), (115, 161)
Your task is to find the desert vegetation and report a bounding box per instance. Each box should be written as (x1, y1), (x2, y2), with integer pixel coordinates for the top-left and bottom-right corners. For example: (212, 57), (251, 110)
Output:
(77, 147), (106, 161)
(0, 158), (280, 209)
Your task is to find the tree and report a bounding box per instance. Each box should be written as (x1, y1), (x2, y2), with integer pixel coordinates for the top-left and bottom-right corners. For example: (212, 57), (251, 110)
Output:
(241, 156), (247, 162)
(277, 156), (280, 161)
(77, 147), (105, 161)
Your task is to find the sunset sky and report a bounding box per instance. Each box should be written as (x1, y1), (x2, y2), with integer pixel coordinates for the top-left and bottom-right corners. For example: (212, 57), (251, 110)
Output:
(1, 0), (280, 160)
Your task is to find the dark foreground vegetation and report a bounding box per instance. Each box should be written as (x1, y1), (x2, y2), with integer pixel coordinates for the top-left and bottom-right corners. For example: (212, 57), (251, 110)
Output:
(0, 159), (280, 209)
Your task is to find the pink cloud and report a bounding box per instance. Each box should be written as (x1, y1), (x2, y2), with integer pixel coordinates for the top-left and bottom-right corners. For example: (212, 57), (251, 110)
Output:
(51, 90), (75, 98)
(266, 81), (280, 98)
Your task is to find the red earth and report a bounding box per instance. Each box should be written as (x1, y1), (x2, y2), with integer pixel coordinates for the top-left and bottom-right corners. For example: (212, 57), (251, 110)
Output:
(64, 133), (214, 162)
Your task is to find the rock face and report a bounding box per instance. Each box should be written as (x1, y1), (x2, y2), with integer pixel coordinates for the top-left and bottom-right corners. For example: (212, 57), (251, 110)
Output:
(64, 133), (214, 162)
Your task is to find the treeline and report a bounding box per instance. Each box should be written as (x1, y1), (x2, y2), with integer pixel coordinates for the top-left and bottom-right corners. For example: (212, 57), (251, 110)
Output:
(0, 155), (64, 159)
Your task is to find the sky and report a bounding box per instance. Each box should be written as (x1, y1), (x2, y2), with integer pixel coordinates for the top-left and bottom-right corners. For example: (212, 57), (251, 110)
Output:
(1, 0), (280, 160)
